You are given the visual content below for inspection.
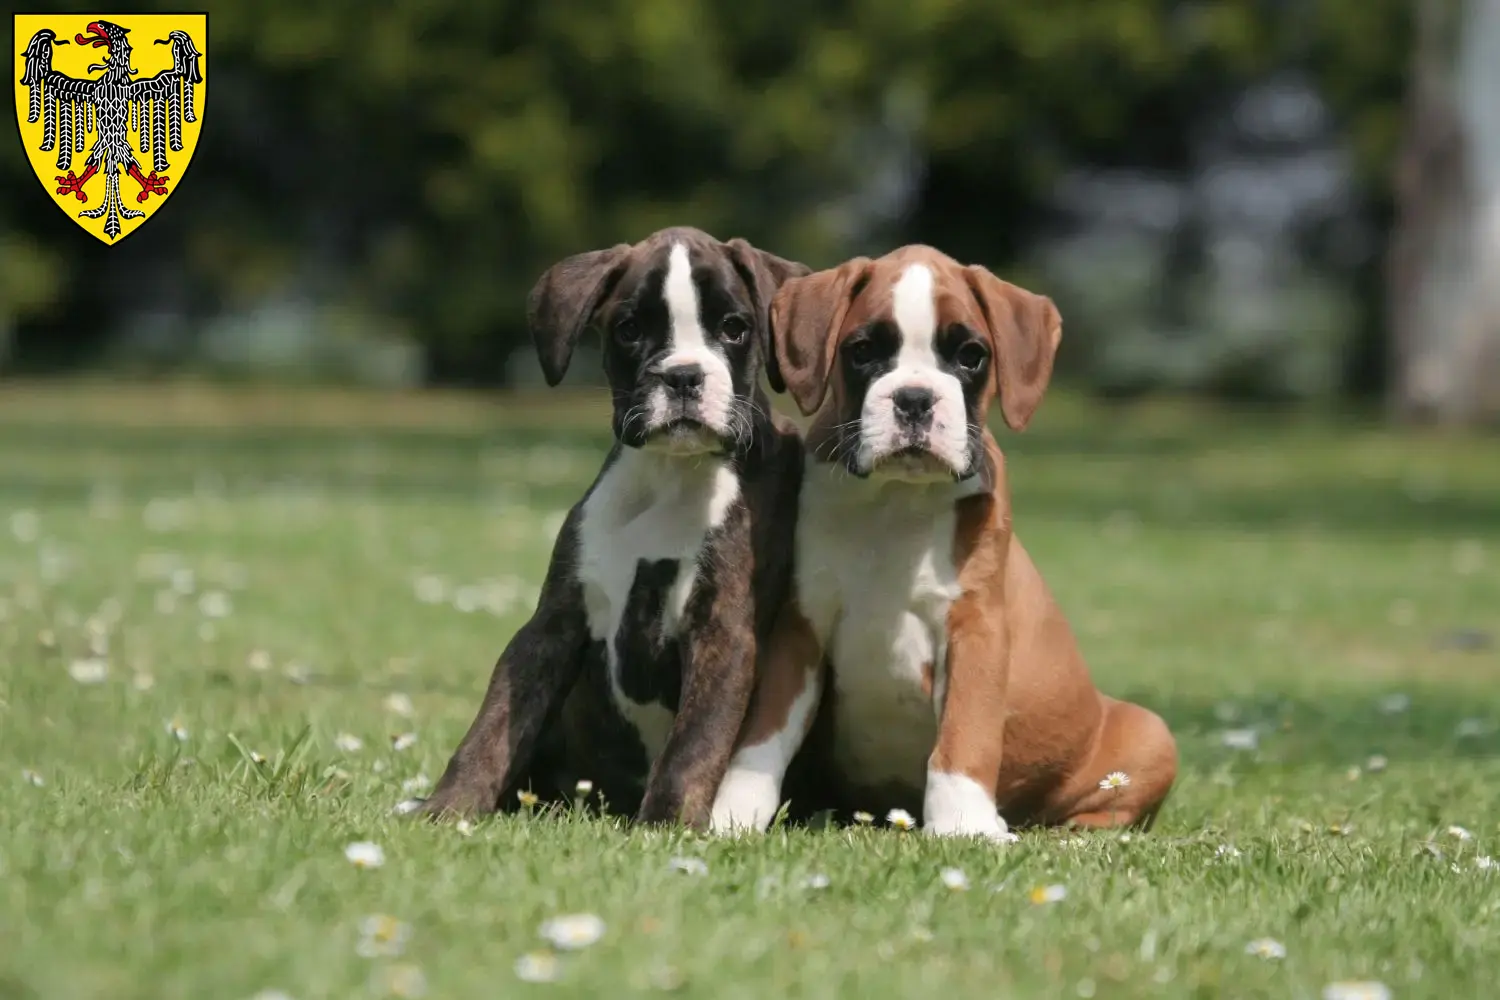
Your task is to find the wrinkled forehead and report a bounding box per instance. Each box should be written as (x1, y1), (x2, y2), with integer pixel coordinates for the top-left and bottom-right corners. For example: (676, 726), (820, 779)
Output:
(843, 251), (986, 341)
(603, 234), (744, 315)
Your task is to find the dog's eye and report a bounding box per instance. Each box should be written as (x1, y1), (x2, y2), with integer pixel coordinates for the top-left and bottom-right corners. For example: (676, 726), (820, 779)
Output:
(614, 317), (642, 345)
(845, 339), (876, 367)
(955, 341), (988, 374)
(718, 314), (750, 345)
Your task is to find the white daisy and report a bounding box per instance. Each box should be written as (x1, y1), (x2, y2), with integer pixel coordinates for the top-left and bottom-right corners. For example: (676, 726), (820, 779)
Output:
(1216, 844), (1243, 860)
(516, 789), (539, 808)
(574, 779), (594, 797)
(344, 841), (385, 869)
(356, 914), (411, 958)
(1029, 884), (1067, 905)
(1245, 938), (1287, 960)
(801, 873), (831, 890)
(1322, 982), (1392, 1000)
(198, 590), (233, 618)
(455, 819), (476, 837)
(68, 658), (109, 685)
(249, 750), (267, 765)
(335, 733), (364, 753)
(514, 951), (560, 983)
(1220, 728), (1259, 751)
(940, 867), (970, 891)
(21, 768), (43, 787)
(668, 856), (708, 876)
(1447, 825), (1473, 841)
(1475, 856), (1494, 871)
(377, 963), (426, 999)
(1098, 771), (1131, 790)
(392, 799), (424, 816)
(384, 692), (415, 717)
(886, 808), (917, 831)
(390, 732), (418, 752)
(1365, 754), (1388, 773)
(164, 717), (189, 742)
(401, 774), (432, 795)
(539, 913), (606, 950)
(852, 811), (875, 825)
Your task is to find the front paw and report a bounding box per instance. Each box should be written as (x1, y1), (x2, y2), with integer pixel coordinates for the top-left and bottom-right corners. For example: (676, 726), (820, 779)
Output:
(708, 768), (780, 836)
(923, 770), (1019, 842)
(417, 782), (499, 820)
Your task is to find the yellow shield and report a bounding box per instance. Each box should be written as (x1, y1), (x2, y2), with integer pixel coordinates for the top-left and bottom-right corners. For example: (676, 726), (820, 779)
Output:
(13, 13), (206, 245)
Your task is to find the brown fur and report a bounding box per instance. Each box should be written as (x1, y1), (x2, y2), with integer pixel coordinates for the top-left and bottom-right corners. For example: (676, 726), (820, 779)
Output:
(738, 245), (1177, 830)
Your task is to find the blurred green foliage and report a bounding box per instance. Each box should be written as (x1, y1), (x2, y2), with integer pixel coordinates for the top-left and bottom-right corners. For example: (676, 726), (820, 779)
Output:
(1, 0), (1411, 386)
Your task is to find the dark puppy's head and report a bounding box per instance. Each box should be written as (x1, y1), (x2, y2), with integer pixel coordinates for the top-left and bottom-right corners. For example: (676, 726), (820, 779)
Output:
(528, 228), (808, 456)
(768, 245), (1061, 483)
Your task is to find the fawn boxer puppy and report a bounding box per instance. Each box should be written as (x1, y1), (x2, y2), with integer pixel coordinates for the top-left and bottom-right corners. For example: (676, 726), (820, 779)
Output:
(710, 245), (1177, 838)
(422, 227), (807, 828)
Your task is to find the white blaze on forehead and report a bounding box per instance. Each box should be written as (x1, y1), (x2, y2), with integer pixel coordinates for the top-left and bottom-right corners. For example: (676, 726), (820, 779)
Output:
(858, 261), (969, 476)
(644, 241), (736, 441)
(891, 263), (939, 369)
(663, 242), (708, 352)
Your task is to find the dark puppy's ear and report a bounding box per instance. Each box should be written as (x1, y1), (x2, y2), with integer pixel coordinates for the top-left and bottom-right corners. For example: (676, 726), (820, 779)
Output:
(962, 265), (1062, 432)
(526, 244), (631, 387)
(768, 257), (874, 416)
(724, 238), (811, 391)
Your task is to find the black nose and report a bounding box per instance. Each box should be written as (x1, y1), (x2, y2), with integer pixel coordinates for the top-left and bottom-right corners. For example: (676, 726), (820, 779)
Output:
(892, 386), (935, 423)
(661, 364), (705, 397)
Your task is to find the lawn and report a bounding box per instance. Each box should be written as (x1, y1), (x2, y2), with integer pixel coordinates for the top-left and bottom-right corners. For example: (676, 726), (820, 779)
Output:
(0, 381), (1496, 1000)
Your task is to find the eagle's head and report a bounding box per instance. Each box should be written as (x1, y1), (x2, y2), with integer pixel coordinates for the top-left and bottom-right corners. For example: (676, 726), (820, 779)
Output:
(76, 20), (129, 49)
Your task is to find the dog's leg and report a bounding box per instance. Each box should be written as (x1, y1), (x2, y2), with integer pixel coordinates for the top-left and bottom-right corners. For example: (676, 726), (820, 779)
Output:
(421, 523), (590, 819)
(1044, 697), (1178, 829)
(636, 512), (759, 828)
(924, 590), (1013, 841)
(708, 604), (824, 834)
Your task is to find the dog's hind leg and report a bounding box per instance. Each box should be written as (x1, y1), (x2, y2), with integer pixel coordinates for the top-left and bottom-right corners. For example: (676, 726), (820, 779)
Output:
(1041, 697), (1178, 830)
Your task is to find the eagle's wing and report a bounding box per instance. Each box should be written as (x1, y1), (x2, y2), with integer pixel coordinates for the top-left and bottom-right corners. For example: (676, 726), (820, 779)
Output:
(20, 29), (99, 169)
(125, 30), (203, 173)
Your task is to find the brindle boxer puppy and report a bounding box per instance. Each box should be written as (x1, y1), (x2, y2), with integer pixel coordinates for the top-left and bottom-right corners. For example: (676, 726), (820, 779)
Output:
(422, 227), (807, 827)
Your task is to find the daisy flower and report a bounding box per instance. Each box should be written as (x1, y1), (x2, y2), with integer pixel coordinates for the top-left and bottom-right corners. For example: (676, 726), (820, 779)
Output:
(1322, 982), (1392, 1000)
(335, 733), (364, 752)
(391, 799), (424, 816)
(574, 779), (594, 797)
(801, 873), (831, 890)
(539, 913), (606, 950)
(344, 841), (385, 869)
(376, 963), (427, 999)
(940, 867), (970, 891)
(164, 717), (189, 741)
(1098, 771), (1131, 790)
(390, 732), (418, 752)
(1028, 884), (1067, 905)
(668, 856), (708, 876)
(21, 768), (43, 787)
(401, 774), (431, 795)
(384, 692), (415, 717)
(1365, 754), (1388, 773)
(516, 789), (539, 808)
(1216, 844), (1243, 860)
(356, 914), (411, 958)
(852, 811), (875, 825)
(1475, 856), (1494, 871)
(455, 820), (476, 837)
(514, 951), (560, 983)
(1245, 938), (1287, 960)
(68, 658), (109, 685)
(1447, 825), (1473, 841)
(886, 808), (917, 831)
(1220, 728), (1259, 751)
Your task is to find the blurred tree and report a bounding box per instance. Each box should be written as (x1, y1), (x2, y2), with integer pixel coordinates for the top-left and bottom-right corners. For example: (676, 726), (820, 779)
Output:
(1388, 0), (1500, 424)
(0, 0), (1416, 396)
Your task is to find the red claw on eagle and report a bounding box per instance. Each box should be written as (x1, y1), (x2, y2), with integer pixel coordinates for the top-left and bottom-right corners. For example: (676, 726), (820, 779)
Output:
(128, 165), (170, 202)
(55, 170), (91, 202)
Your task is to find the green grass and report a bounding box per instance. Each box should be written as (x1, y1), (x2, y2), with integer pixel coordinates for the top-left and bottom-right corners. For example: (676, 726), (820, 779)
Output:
(1, 381), (1497, 1000)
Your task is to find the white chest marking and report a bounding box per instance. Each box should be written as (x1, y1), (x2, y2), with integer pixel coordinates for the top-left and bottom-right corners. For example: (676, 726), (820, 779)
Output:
(796, 464), (972, 788)
(574, 449), (740, 758)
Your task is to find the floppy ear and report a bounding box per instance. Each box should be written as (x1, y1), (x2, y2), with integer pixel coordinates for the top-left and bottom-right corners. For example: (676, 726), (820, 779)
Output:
(962, 265), (1062, 432)
(769, 257), (874, 415)
(526, 244), (631, 387)
(724, 238), (811, 384)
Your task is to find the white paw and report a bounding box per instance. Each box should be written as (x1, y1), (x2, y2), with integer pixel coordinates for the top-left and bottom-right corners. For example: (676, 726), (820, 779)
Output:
(923, 769), (1019, 842)
(708, 768), (780, 836)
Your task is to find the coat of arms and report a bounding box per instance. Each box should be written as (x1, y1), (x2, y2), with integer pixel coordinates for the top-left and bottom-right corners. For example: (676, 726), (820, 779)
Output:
(14, 14), (205, 244)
